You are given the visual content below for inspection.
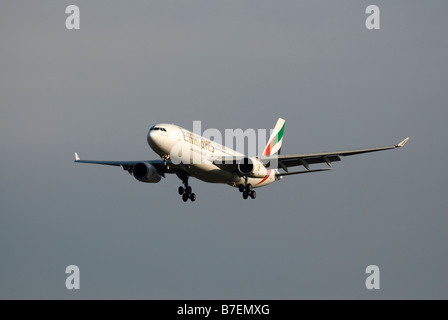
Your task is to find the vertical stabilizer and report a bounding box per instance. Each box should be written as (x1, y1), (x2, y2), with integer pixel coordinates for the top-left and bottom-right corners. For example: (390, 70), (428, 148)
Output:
(262, 118), (285, 156)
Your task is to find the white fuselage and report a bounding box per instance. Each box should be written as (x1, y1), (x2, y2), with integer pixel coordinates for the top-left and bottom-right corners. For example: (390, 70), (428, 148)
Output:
(147, 123), (278, 188)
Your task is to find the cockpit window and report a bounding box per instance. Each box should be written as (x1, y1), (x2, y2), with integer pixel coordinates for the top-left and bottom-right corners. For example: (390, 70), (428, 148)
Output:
(149, 126), (167, 132)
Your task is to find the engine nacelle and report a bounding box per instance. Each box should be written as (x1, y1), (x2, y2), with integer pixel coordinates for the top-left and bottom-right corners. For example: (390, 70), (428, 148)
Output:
(132, 162), (161, 183)
(237, 157), (268, 178)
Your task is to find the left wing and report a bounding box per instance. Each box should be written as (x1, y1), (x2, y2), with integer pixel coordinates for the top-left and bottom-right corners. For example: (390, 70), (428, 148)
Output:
(212, 137), (409, 172)
(261, 137), (409, 171)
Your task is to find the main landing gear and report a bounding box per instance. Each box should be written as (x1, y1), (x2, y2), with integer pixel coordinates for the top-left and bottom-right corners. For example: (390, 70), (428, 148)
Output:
(178, 178), (196, 202)
(238, 183), (256, 200)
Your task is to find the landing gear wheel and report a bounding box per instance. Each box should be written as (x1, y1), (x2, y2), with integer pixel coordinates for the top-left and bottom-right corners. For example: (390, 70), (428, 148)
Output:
(250, 190), (256, 199)
(246, 184), (253, 191)
(177, 174), (196, 202)
(238, 185), (245, 193)
(243, 191), (249, 199)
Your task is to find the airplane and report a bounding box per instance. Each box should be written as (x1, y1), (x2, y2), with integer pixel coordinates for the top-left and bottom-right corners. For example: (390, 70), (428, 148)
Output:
(74, 118), (409, 202)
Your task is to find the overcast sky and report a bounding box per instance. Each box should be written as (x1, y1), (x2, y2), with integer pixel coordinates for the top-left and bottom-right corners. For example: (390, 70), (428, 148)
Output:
(1, 1), (447, 299)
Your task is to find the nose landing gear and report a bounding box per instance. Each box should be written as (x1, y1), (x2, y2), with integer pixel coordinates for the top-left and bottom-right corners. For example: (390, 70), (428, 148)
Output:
(161, 154), (170, 168)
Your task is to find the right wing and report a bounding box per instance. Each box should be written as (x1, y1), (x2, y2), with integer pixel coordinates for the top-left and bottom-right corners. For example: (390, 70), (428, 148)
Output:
(73, 152), (173, 174)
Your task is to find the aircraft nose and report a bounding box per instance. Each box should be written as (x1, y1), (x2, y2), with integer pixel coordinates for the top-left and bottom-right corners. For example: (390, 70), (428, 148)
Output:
(147, 129), (163, 151)
(148, 129), (158, 144)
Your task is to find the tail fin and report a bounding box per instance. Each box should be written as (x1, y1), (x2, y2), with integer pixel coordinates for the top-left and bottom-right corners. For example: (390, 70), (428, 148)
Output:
(262, 118), (285, 156)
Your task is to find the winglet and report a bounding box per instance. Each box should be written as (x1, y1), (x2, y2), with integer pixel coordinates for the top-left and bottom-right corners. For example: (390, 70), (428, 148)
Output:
(396, 137), (410, 148)
(74, 152), (80, 161)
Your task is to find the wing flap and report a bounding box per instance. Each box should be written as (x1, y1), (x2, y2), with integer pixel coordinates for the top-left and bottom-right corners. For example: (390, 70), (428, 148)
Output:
(276, 155), (341, 168)
(276, 168), (332, 177)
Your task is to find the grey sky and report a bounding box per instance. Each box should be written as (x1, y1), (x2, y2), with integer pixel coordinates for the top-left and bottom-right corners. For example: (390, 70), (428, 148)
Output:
(0, 1), (447, 299)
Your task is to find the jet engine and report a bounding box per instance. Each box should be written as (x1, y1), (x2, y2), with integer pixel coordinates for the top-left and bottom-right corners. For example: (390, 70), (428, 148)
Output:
(237, 157), (268, 178)
(132, 162), (161, 183)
